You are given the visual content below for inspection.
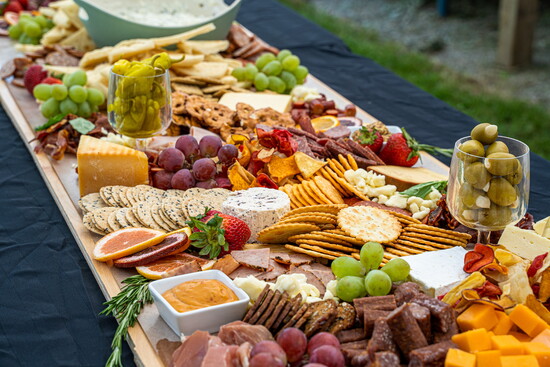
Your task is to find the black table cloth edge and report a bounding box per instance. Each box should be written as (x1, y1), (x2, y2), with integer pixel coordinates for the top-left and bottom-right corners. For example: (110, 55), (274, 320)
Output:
(1, 0), (548, 366)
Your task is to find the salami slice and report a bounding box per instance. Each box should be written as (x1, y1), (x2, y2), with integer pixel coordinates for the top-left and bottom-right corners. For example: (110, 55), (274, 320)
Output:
(113, 232), (189, 268)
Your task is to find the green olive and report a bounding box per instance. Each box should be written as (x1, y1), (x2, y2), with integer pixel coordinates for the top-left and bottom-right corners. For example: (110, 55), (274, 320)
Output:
(459, 183), (490, 209)
(487, 177), (517, 206)
(458, 139), (485, 162)
(464, 162), (492, 189)
(505, 163), (523, 185)
(471, 123), (498, 145)
(478, 204), (512, 228)
(486, 141), (509, 156)
(485, 152), (520, 176)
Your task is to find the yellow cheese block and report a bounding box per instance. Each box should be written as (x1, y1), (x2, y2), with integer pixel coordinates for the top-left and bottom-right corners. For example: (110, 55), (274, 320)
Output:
(509, 331), (532, 342)
(444, 348), (476, 367)
(500, 355), (540, 367)
(524, 342), (550, 367)
(77, 136), (149, 196)
(509, 304), (550, 338)
(457, 304), (499, 332)
(367, 165), (448, 191)
(452, 328), (493, 353)
(218, 92), (293, 113)
(533, 330), (550, 348)
(491, 334), (524, 355)
(475, 350), (502, 367)
(493, 311), (515, 335)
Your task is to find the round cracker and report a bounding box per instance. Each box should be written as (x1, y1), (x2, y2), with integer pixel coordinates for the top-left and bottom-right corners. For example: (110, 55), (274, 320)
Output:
(338, 206), (401, 243)
(389, 211), (421, 224)
(258, 223), (320, 243)
(107, 210), (123, 232)
(327, 170), (370, 201)
(305, 180), (332, 205)
(126, 208), (144, 227)
(99, 186), (117, 207)
(402, 232), (466, 246)
(385, 247), (412, 257)
(115, 208), (132, 228)
(316, 231), (365, 245)
(313, 176), (344, 204)
(283, 212), (337, 221)
(284, 244), (337, 260)
(338, 154), (352, 171)
(134, 202), (164, 231)
(91, 207), (117, 233)
(150, 204), (173, 232)
(115, 186), (132, 208)
(319, 167), (350, 197)
(79, 193), (108, 213)
(282, 204), (347, 219)
(280, 186), (301, 209)
(347, 154), (359, 171)
(288, 233), (353, 246)
(328, 159), (345, 176)
(295, 239), (358, 253)
(125, 187), (139, 206)
(404, 226), (471, 241)
(293, 185), (313, 207)
(83, 212), (107, 235)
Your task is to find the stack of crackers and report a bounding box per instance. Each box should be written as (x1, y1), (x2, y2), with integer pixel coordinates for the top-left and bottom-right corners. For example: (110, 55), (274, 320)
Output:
(279, 176), (345, 209)
(170, 75), (249, 101)
(79, 186), (231, 236)
(309, 155), (369, 201)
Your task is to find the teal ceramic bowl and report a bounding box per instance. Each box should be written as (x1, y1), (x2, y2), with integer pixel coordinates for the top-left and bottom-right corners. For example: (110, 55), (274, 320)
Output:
(73, 0), (242, 47)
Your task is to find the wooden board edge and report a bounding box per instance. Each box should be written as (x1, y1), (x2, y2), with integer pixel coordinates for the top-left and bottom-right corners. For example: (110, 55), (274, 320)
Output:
(0, 80), (164, 367)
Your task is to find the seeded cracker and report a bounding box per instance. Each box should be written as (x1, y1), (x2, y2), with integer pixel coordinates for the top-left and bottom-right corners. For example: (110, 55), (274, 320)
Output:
(150, 204), (173, 231)
(125, 187), (138, 206)
(338, 206), (401, 243)
(285, 244), (337, 260)
(125, 208), (144, 227)
(134, 202), (165, 231)
(258, 223), (320, 243)
(116, 186), (132, 208)
(265, 292), (289, 329)
(243, 285), (271, 323)
(115, 208), (131, 228)
(100, 186), (117, 207)
(83, 212), (107, 235)
(280, 303), (309, 331)
(79, 193), (108, 213)
(107, 210), (123, 232)
(109, 186), (123, 207)
(248, 289), (275, 324)
(273, 294), (301, 331)
(257, 291), (282, 326)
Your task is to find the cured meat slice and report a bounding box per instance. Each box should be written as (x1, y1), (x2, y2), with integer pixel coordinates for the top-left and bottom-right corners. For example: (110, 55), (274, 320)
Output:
(231, 248), (270, 271)
(299, 262), (335, 287)
(408, 303), (432, 343)
(344, 138), (385, 165)
(113, 233), (189, 268)
(200, 345), (239, 367)
(288, 253), (314, 266)
(218, 321), (273, 346)
(228, 266), (262, 280)
(354, 295), (396, 321)
(367, 319), (397, 360)
(162, 260), (201, 278)
(433, 318), (459, 343)
(386, 304), (429, 358)
(212, 254), (241, 275)
(409, 340), (456, 367)
(256, 259), (288, 282)
(287, 126), (319, 141)
(287, 267), (326, 295)
(394, 282), (423, 306)
(293, 135), (315, 157)
(170, 330), (210, 367)
(236, 342), (252, 367)
(411, 295), (455, 333)
(336, 328), (366, 343)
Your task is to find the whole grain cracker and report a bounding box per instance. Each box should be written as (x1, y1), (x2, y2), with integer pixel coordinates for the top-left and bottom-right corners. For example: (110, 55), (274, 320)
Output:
(280, 303), (309, 330)
(150, 204), (173, 232)
(125, 187), (139, 206)
(126, 207), (144, 227)
(115, 186), (131, 208)
(99, 186), (117, 207)
(248, 289), (275, 324)
(284, 244), (337, 260)
(115, 208), (131, 228)
(338, 206), (401, 243)
(274, 294), (302, 330)
(92, 207), (117, 233)
(257, 291), (282, 326)
(107, 210), (123, 232)
(83, 212), (107, 235)
(258, 223), (320, 243)
(109, 186), (124, 207)
(296, 239), (359, 253)
(134, 202), (165, 231)
(243, 285), (271, 323)
(265, 292), (289, 329)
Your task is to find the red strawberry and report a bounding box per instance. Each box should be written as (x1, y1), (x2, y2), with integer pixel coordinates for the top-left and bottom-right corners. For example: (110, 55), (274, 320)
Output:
(378, 127), (453, 167)
(353, 126), (383, 153)
(41, 77), (63, 85)
(17, 0), (28, 8)
(4, 1), (23, 13)
(23, 65), (47, 94)
(187, 210), (251, 258)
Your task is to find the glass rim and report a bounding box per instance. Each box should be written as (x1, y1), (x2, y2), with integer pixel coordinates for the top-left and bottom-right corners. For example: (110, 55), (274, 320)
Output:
(455, 135), (530, 160)
(109, 68), (169, 78)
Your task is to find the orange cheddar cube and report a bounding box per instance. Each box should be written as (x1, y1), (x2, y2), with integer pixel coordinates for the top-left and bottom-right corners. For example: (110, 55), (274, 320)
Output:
(524, 342), (550, 367)
(457, 304), (499, 331)
(533, 330), (550, 348)
(452, 329), (493, 352)
(491, 334), (524, 355)
(509, 304), (550, 338)
(475, 350), (502, 367)
(445, 348), (476, 367)
(493, 312), (515, 335)
(509, 331), (531, 342)
(500, 355), (539, 367)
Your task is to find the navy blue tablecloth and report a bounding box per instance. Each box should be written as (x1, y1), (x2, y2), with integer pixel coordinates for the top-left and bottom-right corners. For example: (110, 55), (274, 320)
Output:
(1, 0), (548, 366)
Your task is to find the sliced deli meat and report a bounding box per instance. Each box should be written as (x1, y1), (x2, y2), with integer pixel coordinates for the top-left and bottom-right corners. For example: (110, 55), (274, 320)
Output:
(170, 330), (210, 367)
(200, 345), (239, 367)
(231, 248), (271, 271)
(218, 321), (273, 345)
(113, 232), (189, 268)
(212, 254), (241, 275)
(256, 259), (288, 282)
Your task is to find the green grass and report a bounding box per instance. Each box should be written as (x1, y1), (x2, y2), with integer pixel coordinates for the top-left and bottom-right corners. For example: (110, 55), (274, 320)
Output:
(279, 0), (550, 160)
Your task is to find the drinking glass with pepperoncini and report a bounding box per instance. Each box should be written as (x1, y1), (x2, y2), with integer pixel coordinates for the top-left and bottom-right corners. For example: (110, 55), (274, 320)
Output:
(107, 53), (181, 150)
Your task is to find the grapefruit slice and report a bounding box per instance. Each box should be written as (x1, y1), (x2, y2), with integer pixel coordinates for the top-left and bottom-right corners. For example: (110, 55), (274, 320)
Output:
(93, 228), (165, 262)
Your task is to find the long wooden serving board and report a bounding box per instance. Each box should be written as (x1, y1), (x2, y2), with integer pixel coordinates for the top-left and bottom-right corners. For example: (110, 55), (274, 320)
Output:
(0, 36), (448, 367)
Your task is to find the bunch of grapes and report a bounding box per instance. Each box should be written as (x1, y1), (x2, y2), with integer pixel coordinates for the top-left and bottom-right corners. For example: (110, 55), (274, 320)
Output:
(8, 13), (53, 45)
(33, 70), (105, 119)
(248, 329), (345, 367)
(231, 50), (308, 94)
(331, 242), (411, 302)
(152, 135), (239, 191)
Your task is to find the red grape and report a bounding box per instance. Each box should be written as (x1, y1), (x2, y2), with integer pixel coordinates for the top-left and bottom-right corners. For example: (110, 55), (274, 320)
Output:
(175, 135), (199, 162)
(249, 353), (285, 367)
(199, 135), (222, 158)
(277, 328), (307, 363)
(251, 341), (287, 365)
(152, 170), (173, 190)
(303, 364), (327, 367)
(158, 148), (184, 172)
(217, 144), (238, 165)
(309, 346), (345, 367)
(192, 158), (216, 181)
(307, 332), (340, 355)
(171, 169), (195, 190)
(195, 179), (218, 189)
(214, 175), (232, 190)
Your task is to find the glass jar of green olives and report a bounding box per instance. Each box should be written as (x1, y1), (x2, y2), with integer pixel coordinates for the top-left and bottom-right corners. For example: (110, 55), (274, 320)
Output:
(447, 130), (530, 244)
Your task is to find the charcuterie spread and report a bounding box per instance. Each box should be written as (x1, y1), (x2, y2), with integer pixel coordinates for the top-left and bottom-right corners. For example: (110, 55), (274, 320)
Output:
(1, 2), (549, 367)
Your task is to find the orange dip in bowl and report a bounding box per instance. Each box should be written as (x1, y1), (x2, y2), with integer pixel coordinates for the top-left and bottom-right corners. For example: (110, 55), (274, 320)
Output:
(162, 279), (239, 313)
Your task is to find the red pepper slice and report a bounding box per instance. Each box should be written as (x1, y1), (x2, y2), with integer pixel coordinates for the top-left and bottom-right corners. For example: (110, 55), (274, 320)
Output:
(475, 281), (502, 298)
(254, 173), (278, 189)
(257, 128), (298, 157)
(527, 252), (548, 277)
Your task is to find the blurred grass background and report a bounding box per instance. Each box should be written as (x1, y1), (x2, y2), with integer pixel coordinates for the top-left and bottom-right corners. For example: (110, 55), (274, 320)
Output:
(279, 0), (550, 160)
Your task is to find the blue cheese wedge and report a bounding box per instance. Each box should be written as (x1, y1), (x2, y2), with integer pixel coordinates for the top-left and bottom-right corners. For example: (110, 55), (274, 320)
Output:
(498, 224), (550, 261)
(402, 246), (468, 297)
(222, 188), (290, 242)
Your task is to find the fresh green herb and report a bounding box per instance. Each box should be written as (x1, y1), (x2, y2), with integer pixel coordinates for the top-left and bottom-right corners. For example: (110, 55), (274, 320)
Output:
(354, 126), (379, 145)
(34, 114), (65, 131)
(100, 275), (153, 367)
(69, 117), (95, 134)
(400, 180), (448, 199)
(186, 213), (228, 259)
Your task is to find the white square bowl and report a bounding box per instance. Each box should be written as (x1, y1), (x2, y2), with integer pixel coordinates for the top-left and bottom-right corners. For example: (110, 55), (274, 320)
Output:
(149, 270), (250, 336)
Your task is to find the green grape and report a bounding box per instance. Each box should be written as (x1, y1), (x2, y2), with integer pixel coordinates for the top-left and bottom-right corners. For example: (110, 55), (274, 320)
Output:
(65, 70), (87, 87)
(280, 71), (297, 91)
(277, 49), (292, 61)
(33, 84), (53, 101)
(51, 84), (68, 101)
(293, 65), (309, 80)
(23, 21), (41, 38)
(331, 257), (365, 278)
(59, 98), (78, 115)
(282, 55), (300, 72)
(34, 15), (49, 29)
(78, 101), (92, 118)
(381, 258), (411, 282)
(87, 88), (105, 106)
(267, 76), (286, 94)
(69, 85), (88, 103)
(18, 33), (33, 44)
(254, 72), (269, 91)
(365, 270), (392, 296)
(262, 60), (283, 76)
(41, 98), (60, 118)
(336, 276), (367, 302)
(8, 24), (22, 40)
(244, 63), (258, 81)
(231, 67), (246, 81)
(91, 104), (99, 113)
(360, 242), (384, 271)
(255, 52), (276, 70)
(29, 37), (40, 45)
(296, 77), (305, 85)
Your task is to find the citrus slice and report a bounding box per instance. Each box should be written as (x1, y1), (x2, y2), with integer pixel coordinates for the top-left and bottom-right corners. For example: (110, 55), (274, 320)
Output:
(4, 12), (19, 25)
(93, 228), (165, 262)
(136, 254), (198, 280)
(311, 115), (340, 132)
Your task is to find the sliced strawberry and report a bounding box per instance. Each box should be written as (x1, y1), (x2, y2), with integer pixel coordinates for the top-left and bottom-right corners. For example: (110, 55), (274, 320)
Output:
(4, 1), (23, 13)
(353, 126), (384, 153)
(41, 77), (63, 85)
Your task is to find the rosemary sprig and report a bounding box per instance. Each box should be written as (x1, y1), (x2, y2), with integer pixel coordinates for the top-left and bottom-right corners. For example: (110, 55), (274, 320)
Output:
(100, 275), (153, 367)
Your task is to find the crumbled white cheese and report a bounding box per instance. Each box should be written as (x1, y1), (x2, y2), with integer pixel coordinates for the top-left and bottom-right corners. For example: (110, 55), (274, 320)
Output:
(290, 86), (322, 102)
(233, 273), (322, 303)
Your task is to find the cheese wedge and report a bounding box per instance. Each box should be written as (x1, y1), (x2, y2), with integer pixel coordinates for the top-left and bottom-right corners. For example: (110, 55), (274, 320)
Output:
(534, 217), (550, 239)
(218, 92), (292, 113)
(367, 165), (447, 191)
(77, 136), (149, 196)
(498, 225), (550, 261)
